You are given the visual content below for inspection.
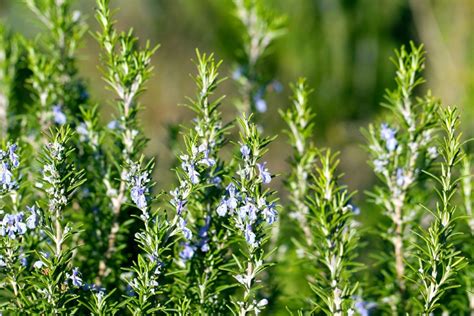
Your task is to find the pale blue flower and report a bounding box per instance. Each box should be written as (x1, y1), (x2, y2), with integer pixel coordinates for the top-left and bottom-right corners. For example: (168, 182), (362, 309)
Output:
(255, 98), (267, 113)
(76, 122), (89, 142)
(0, 162), (13, 188)
(380, 123), (397, 152)
(8, 144), (19, 168)
(179, 218), (192, 240)
(181, 159), (199, 184)
(179, 243), (195, 261)
(428, 146), (438, 159)
(272, 80), (283, 93)
(198, 149), (216, 167)
(354, 297), (377, 316)
(19, 253), (28, 267)
(52, 105), (67, 125)
(244, 225), (257, 247)
(226, 183), (238, 209)
(257, 162), (271, 184)
(33, 260), (45, 269)
(373, 159), (387, 173)
(172, 197), (186, 215)
(396, 168), (406, 187)
(200, 243), (209, 252)
(232, 67), (243, 80)
(216, 199), (228, 217)
(131, 186), (147, 210)
(262, 202), (278, 224)
(240, 145), (250, 159)
(0, 213), (27, 239)
(26, 206), (39, 229)
(107, 120), (120, 129)
(67, 267), (83, 287)
(211, 176), (222, 185)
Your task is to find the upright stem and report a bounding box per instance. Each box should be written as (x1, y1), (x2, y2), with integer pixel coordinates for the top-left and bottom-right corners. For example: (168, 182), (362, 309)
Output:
(393, 195), (405, 291)
(55, 213), (63, 257)
(97, 171), (126, 280)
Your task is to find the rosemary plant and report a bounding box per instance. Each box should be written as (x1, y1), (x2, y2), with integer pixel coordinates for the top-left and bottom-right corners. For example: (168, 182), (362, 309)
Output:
(222, 114), (278, 315)
(30, 127), (85, 313)
(281, 78), (317, 248)
(412, 106), (466, 314)
(304, 149), (358, 315)
(365, 42), (439, 313)
(94, 0), (157, 283)
(0, 0), (472, 314)
(169, 51), (233, 314)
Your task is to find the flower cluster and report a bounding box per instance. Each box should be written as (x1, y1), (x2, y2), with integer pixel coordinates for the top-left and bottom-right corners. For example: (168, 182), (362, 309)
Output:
(170, 52), (225, 270)
(225, 116), (278, 315)
(217, 181), (276, 247)
(125, 160), (152, 216)
(0, 144), (19, 192)
(0, 207), (38, 239)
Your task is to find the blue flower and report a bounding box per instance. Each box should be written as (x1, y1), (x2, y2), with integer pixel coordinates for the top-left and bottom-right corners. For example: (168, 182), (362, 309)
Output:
(262, 202), (278, 224)
(217, 184), (240, 216)
(181, 158), (200, 184)
(107, 120), (120, 129)
(198, 149), (216, 167)
(131, 185), (147, 210)
(8, 144), (19, 168)
(200, 243), (209, 252)
(257, 162), (271, 184)
(52, 105), (67, 125)
(19, 253), (28, 267)
(353, 297), (377, 316)
(380, 123), (397, 152)
(179, 243), (195, 261)
(254, 89), (267, 113)
(0, 213), (27, 239)
(179, 218), (192, 240)
(216, 199), (228, 217)
(244, 225), (257, 247)
(33, 260), (45, 269)
(255, 98), (267, 113)
(26, 206), (40, 229)
(171, 191), (186, 215)
(373, 158), (387, 173)
(240, 145), (250, 159)
(196, 217), (210, 252)
(67, 267), (83, 287)
(0, 162), (13, 188)
(232, 67), (243, 80)
(226, 183), (238, 209)
(396, 168), (407, 187)
(428, 146), (438, 159)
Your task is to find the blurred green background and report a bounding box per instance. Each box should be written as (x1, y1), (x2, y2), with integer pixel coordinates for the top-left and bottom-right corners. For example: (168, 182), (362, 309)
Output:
(1, 0), (473, 204)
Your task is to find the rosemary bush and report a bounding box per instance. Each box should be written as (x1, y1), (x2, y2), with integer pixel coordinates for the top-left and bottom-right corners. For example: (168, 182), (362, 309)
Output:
(0, 1), (472, 315)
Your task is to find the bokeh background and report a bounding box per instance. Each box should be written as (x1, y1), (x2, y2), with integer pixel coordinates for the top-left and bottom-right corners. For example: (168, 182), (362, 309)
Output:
(1, 0), (473, 310)
(1, 0), (473, 226)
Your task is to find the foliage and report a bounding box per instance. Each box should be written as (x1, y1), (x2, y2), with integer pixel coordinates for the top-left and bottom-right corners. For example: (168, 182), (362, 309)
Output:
(0, 0), (471, 315)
